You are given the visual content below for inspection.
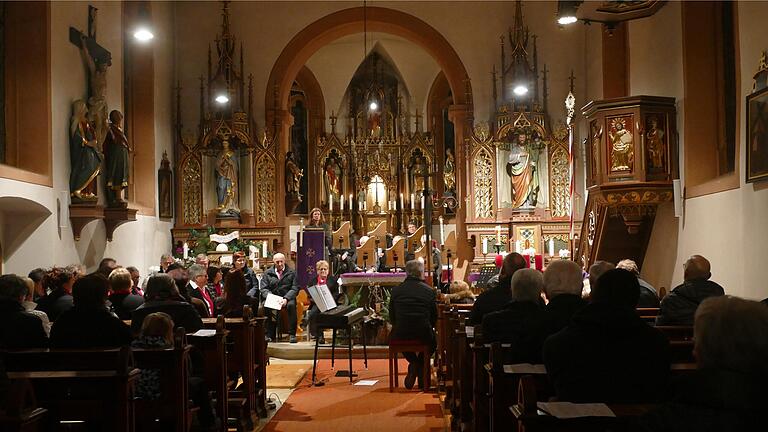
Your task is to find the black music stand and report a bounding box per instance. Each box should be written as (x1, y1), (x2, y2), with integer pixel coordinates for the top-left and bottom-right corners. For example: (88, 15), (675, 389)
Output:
(310, 317), (369, 385)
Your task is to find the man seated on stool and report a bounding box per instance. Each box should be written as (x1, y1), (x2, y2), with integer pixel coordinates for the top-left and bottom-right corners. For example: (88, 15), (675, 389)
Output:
(251, 252), (299, 343)
(390, 259), (437, 390)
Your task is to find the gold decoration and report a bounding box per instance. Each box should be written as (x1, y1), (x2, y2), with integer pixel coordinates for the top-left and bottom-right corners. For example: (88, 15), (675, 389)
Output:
(473, 121), (491, 143)
(255, 155), (276, 223)
(587, 209), (597, 246)
(182, 158), (202, 225)
(589, 120), (602, 181)
(473, 148), (494, 219)
(608, 116), (634, 172)
(645, 115), (665, 169)
(550, 147), (570, 218)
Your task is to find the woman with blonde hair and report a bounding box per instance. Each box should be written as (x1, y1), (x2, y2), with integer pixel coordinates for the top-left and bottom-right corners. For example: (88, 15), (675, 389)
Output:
(445, 280), (475, 305)
(108, 267), (144, 320)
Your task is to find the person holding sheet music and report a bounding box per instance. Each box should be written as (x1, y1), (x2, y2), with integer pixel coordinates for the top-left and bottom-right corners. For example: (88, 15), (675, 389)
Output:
(305, 260), (339, 344)
(255, 253), (299, 343)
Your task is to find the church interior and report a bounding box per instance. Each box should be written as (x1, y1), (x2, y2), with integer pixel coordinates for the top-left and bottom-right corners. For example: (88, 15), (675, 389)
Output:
(1, 1), (767, 431)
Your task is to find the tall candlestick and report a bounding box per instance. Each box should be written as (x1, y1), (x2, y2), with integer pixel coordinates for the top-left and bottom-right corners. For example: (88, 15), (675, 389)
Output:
(329, 194), (333, 213)
(349, 194), (353, 212)
(299, 218), (304, 248)
(411, 194), (415, 210)
(341, 195), (345, 212)
(421, 196), (425, 210)
(482, 238), (488, 255)
(262, 240), (268, 257)
(183, 242), (189, 260)
(439, 216), (445, 245)
(549, 238), (555, 257)
(496, 225), (501, 244)
(400, 193), (404, 211)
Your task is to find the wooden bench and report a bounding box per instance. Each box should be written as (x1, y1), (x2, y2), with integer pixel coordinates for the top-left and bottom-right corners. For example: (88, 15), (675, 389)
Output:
(3, 347), (139, 432)
(0, 378), (48, 432)
(187, 315), (229, 432)
(655, 325), (694, 341)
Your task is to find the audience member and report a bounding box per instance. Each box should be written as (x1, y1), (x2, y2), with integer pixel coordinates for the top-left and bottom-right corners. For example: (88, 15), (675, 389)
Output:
(482, 269), (546, 363)
(389, 259), (437, 389)
(215, 269), (249, 318)
(131, 312), (218, 431)
(304, 260), (339, 342)
(255, 252), (299, 343)
(586, 260), (615, 298)
(186, 264), (214, 318)
(126, 266), (142, 296)
(206, 265), (223, 300)
(159, 254), (174, 273)
(544, 269), (670, 403)
(36, 266), (76, 321)
(234, 251), (258, 295)
(50, 274), (133, 348)
(108, 267), (145, 320)
(21, 277), (51, 335)
(0, 274), (48, 348)
(468, 252), (527, 325)
(27, 268), (46, 299)
(97, 257), (118, 278)
(539, 260), (587, 338)
(641, 296), (768, 431)
(195, 253), (209, 268)
(617, 259), (660, 308)
(445, 280), (475, 305)
(132, 274), (203, 334)
(656, 255), (724, 325)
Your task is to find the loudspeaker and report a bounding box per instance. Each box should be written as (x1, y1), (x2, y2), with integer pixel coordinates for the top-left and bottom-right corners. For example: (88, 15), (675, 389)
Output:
(673, 179), (683, 218)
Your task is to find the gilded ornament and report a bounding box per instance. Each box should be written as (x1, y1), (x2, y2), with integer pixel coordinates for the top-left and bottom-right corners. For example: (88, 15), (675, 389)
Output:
(608, 117), (634, 172)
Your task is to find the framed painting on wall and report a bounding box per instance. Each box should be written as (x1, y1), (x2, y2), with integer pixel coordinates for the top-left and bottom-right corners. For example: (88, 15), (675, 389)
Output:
(747, 86), (768, 183)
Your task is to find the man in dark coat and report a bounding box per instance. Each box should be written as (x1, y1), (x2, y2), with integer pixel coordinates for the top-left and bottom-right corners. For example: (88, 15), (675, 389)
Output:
(540, 260), (588, 338)
(254, 252), (299, 342)
(50, 274), (133, 348)
(389, 259), (437, 389)
(617, 259), (660, 308)
(482, 269), (546, 363)
(468, 252), (527, 325)
(656, 255), (724, 326)
(0, 275), (48, 349)
(544, 269), (670, 403)
(131, 274), (203, 334)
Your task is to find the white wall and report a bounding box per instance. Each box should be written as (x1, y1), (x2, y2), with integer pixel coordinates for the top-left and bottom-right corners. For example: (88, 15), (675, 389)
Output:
(0, 1), (175, 277)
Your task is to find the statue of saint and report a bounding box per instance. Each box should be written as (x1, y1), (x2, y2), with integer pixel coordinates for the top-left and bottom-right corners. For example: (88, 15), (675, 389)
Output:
(609, 119), (634, 172)
(215, 140), (239, 215)
(69, 100), (102, 202)
(646, 116), (665, 169)
(103, 110), (130, 207)
(324, 156), (342, 201)
(286, 151), (303, 197)
(444, 148), (456, 194)
(506, 133), (540, 208)
(410, 156), (427, 195)
(79, 34), (111, 149)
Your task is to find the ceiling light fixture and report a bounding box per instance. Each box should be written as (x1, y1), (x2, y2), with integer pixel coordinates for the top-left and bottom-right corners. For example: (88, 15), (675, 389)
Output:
(133, 28), (154, 42)
(513, 85), (529, 96)
(556, 1), (583, 26)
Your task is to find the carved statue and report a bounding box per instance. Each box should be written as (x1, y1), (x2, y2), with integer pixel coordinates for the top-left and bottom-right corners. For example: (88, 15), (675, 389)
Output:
(590, 121), (602, 178)
(215, 140), (239, 215)
(69, 100), (102, 202)
(286, 151), (303, 197)
(646, 116), (665, 169)
(79, 34), (111, 149)
(324, 155), (343, 200)
(444, 147), (456, 193)
(506, 133), (540, 208)
(609, 119), (634, 172)
(409, 155), (427, 195)
(103, 110), (130, 207)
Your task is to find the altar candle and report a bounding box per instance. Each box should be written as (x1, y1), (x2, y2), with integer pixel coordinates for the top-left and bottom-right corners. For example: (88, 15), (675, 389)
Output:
(482, 238), (488, 254)
(439, 216), (445, 245)
(516, 240), (522, 253)
(411, 194), (415, 210)
(548, 238), (555, 257)
(496, 225), (501, 244)
(349, 194), (353, 212)
(262, 240), (268, 257)
(421, 196), (425, 210)
(400, 193), (404, 211)
(329, 194), (333, 213)
(299, 218), (304, 248)
(183, 242), (189, 260)
(341, 195), (345, 212)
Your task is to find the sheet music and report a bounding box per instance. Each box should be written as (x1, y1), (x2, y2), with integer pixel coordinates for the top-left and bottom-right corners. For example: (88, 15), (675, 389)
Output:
(264, 293), (284, 310)
(503, 363), (547, 374)
(188, 329), (216, 337)
(536, 402), (615, 419)
(307, 284), (337, 312)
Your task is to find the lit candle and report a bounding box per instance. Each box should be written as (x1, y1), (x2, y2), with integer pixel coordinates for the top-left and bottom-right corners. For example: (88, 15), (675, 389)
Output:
(549, 238), (555, 257)
(329, 194), (333, 213)
(439, 216), (445, 245)
(411, 193), (415, 210)
(482, 238), (488, 254)
(341, 195), (345, 212)
(183, 242), (189, 259)
(496, 225), (501, 244)
(400, 193), (404, 211)
(262, 240), (268, 257)
(299, 217), (304, 248)
(421, 196), (425, 210)
(516, 240), (521, 253)
(349, 194), (353, 211)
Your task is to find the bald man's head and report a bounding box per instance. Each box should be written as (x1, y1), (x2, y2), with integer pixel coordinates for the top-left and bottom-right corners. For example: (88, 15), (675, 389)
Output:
(684, 255), (711, 281)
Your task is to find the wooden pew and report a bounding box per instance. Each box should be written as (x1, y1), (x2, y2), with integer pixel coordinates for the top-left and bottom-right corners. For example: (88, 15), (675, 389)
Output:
(131, 328), (193, 432)
(655, 325), (694, 341)
(3, 347), (139, 432)
(0, 378), (48, 432)
(188, 316), (229, 432)
(444, 307), (472, 418)
(637, 307), (660, 323)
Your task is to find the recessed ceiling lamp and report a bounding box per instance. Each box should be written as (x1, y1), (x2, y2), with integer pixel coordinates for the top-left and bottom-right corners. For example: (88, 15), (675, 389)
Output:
(513, 85), (529, 96)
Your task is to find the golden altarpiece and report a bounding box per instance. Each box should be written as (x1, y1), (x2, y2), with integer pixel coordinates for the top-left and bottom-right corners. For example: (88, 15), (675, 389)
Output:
(465, 1), (580, 261)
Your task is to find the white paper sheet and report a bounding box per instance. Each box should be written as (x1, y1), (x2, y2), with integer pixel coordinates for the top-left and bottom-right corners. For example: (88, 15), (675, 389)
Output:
(465, 326), (475, 338)
(264, 293), (285, 310)
(307, 284), (337, 312)
(188, 329), (217, 337)
(354, 380), (379, 386)
(503, 363), (547, 374)
(536, 402), (616, 419)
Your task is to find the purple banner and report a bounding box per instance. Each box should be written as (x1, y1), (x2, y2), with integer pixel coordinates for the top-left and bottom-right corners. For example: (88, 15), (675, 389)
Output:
(297, 230), (326, 289)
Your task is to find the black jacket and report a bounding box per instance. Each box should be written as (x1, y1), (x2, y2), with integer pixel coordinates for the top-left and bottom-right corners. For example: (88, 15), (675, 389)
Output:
(36, 291), (74, 322)
(544, 302), (670, 403)
(131, 300), (203, 334)
(468, 283), (513, 326)
(389, 276), (437, 347)
(257, 266), (298, 301)
(539, 293), (587, 338)
(638, 278), (661, 308)
(241, 267), (258, 297)
(50, 306), (133, 348)
(108, 292), (145, 320)
(656, 279), (724, 325)
(0, 299), (48, 349)
(185, 282), (213, 318)
(482, 301), (547, 363)
(640, 369), (767, 432)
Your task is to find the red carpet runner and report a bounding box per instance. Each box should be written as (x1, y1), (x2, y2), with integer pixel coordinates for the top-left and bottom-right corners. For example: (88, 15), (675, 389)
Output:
(263, 358), (446, 432)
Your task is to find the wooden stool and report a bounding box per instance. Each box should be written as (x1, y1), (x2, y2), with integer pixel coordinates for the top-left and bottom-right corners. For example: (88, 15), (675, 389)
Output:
(388, 340), (431, 392)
